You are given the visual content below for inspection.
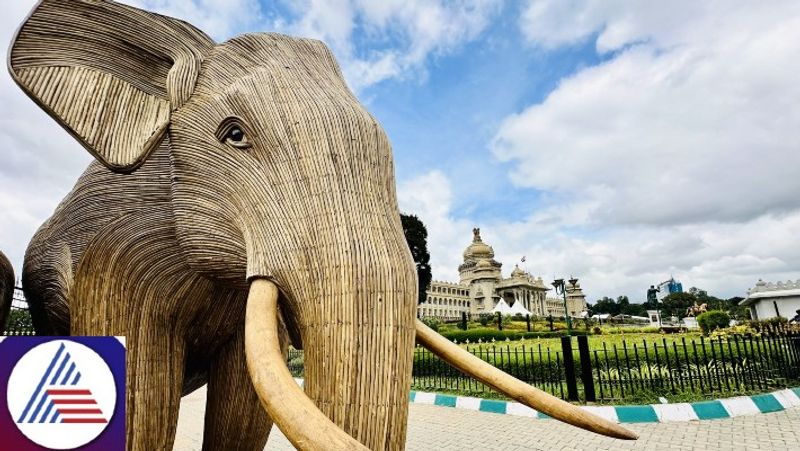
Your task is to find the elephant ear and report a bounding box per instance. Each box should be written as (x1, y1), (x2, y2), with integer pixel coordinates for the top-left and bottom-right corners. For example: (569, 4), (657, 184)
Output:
(8, 0), (215, 173)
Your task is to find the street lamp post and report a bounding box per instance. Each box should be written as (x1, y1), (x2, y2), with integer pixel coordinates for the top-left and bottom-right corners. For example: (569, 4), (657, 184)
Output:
(552, 277), (577, 336)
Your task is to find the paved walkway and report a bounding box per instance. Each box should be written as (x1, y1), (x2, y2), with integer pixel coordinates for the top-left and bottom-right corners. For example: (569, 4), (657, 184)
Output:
(174, 387), (800, 450)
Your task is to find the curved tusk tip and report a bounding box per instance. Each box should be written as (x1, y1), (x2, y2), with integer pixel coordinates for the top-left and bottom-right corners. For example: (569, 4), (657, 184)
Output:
(622, 430), (639, 441)
(611, 425), (639, 440)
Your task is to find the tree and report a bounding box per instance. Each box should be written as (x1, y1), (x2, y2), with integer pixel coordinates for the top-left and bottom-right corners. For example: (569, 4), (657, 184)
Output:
(693, 290), (726, 311)
(661, 292), (697, 318)
(621, 302), (647, 317)
(400, 214), (432, 304)
(726, 297), (750, 320)
(590, 296), (619, 315)
(697, 310), (731, 334)
(5, 307), (33, 333)
(588, 295), (648, 316)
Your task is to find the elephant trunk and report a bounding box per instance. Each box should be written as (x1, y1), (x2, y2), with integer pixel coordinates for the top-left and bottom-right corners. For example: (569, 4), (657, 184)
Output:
(244, 279), (369, 450)
(245, 230), (418, 450)
(300, 274), (416, 450)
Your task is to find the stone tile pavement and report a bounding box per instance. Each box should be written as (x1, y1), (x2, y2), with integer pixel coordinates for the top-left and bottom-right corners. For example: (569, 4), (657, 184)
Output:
(174, 387), (800, 450)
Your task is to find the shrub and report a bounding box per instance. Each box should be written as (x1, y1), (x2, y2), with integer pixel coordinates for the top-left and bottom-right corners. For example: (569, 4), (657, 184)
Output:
(421, 317), (442, 332)
(592, 326), (602, 335)
(286, 350), (304, 377)
(710, 323), (760, 339)
(599, 325), (660, 334)
(697, 310), (730, 334)
(743, 317), (789, 332)
(440, 328), (587, 342)
(478, 314), (492, 327)
(765, 316), (789, 325)
(4, 308), (34, 333)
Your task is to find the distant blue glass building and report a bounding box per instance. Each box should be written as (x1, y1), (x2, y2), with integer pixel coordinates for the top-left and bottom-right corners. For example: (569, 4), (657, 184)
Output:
(656, 277), (683, 301)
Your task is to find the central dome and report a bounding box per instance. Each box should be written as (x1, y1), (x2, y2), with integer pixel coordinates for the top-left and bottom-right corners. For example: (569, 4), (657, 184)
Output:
(463, 228), (495, 259)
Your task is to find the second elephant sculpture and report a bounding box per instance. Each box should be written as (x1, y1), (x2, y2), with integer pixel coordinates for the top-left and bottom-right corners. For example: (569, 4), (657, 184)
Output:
(0, 251), (13, 330)
(6, 0), (636, 450)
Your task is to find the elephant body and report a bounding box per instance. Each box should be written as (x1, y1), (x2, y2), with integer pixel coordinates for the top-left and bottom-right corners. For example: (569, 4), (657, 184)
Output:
(23, 144), (240, 395)
(12, 1), (416, 449)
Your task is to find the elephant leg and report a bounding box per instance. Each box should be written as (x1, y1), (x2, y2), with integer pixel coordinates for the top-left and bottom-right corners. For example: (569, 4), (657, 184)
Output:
(127, 328), (186, 451)
(72, 311), (185, 451)
(202, 328), (281, 451)
(67, 212), (215, 450)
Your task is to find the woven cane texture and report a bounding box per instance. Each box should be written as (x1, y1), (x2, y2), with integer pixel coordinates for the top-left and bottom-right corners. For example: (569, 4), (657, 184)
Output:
(0, 251), (13, 330)
(169, 34), (417, 449)
(9, 0), (213, 172)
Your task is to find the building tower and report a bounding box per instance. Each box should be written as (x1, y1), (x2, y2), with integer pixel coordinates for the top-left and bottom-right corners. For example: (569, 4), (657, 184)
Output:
(458, 228), (502, 312)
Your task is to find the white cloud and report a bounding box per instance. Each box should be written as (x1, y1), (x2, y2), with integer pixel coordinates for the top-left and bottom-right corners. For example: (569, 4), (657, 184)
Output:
(123, 0), (264, 40)
(401, 172), (800, 300)
(398, 171), (473, 282)
(395, 0), (800, 301)
(272, 0), (503, 91)
(520, 0), (709, 52)
(127, 1), (502, 91)
(132, 0), (501, 89)
(494, 34), (800, 223)
(480, 0), (800, 298)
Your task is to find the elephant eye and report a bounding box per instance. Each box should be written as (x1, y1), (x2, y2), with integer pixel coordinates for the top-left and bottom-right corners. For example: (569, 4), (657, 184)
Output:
(226, 127), (246, 144)
(216, 117), (252, 150)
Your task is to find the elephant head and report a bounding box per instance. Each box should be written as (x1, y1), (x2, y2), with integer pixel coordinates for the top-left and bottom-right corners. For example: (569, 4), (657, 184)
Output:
(9, 0), (634, 449)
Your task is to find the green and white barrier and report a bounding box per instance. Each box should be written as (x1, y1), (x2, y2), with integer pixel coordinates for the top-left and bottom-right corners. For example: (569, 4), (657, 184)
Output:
(405, 387), (800, 423)
(293, 377), (799, 423)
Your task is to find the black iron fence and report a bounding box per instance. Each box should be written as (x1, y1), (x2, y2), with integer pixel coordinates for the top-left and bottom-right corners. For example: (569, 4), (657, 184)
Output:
(588, 332), (800, 402)
(7, 290), (800, 403)
(285, 328), (800, 403)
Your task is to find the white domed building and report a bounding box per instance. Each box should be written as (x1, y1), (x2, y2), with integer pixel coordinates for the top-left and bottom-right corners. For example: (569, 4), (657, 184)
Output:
(417, 228), (588, 319)
(740, 279), (800, 320)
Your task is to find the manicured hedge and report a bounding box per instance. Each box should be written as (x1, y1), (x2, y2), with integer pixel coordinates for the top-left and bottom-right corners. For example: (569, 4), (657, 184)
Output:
(697, 310), (730, 334)
(440, 328), (587, 342)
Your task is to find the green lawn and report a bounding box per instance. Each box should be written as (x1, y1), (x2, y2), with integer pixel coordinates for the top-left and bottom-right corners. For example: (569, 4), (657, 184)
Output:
(435, 319), (704, 351)
(414, 323), (798, 404)
(453, 332), (701, 351)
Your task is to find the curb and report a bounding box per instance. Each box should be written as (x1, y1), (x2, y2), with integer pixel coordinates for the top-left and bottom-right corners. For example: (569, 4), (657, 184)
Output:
(406, 387), (800, 423)
(293, 378), (800, 423)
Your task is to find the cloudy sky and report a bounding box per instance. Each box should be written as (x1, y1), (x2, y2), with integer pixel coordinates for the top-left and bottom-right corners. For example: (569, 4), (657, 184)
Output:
(1, 0), (799, 302)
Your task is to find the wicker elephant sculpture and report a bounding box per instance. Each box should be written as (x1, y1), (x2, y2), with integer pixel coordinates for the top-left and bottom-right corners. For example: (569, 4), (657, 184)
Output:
(5, 1), (635, 449)
(0, 251), (13, 330)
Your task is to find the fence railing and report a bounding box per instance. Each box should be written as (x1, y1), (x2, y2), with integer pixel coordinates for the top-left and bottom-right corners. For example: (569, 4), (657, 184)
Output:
(589, 332), (800, 401)
(284, 329), (800, 403)
(6, 290), (800, 403)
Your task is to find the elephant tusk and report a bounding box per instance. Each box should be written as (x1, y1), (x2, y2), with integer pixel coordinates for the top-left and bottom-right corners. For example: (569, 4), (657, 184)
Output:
(415, 319), (638, 440)
(245, 278), (369, 451)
